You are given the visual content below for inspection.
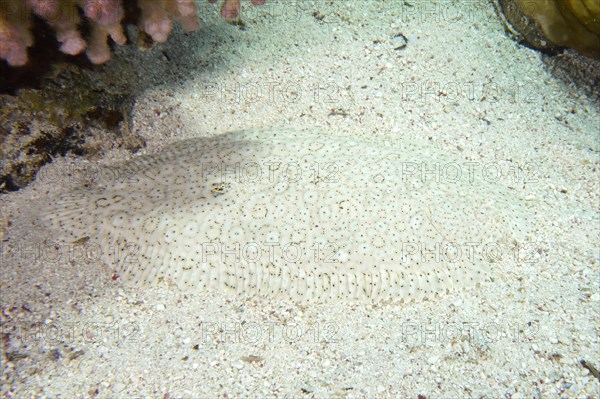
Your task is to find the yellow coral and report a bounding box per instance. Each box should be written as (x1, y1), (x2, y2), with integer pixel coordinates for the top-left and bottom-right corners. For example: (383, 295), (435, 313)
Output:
(515, 0), (600, 59)
(564, 0), (600, 35)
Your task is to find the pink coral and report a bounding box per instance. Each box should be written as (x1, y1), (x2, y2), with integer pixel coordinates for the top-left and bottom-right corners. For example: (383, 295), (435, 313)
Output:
(0, 0), (264, 66)
(220, 0), (265, 20)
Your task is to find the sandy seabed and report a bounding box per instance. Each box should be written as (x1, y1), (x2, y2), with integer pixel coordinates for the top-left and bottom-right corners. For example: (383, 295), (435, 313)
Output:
(1, 1), (599, 398)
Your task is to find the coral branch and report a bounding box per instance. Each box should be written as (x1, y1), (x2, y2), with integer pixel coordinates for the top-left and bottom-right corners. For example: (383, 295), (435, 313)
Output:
(0, 2), (34, 66)
(84, 0), (127, 63)
(0, 0), (266, 66)
(30, 0), (87, 56)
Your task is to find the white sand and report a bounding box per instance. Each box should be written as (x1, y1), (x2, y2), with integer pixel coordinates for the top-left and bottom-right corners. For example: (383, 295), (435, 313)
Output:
(1, 1), (598, 397)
